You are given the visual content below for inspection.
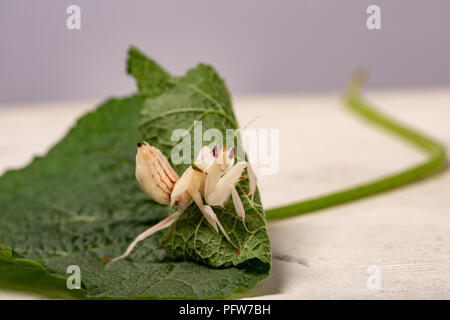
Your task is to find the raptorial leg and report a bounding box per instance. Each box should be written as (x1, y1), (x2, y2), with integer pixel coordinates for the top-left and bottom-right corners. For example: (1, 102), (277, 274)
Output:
(212, 211), (240, 253)
(242, 164), (261, 208)
(189, 188), (240, 252)
(246, 164), (257, 202)
(189, 188), (218, 233)
(108, 205), (187, 263)
(205, 161), (247, 206)
(231, 186), (254, 234)
(207, 161), (260, 208)
(202, 204), (240, 252)
(199, 204), (219, 234)
(204, 163), (221, 201)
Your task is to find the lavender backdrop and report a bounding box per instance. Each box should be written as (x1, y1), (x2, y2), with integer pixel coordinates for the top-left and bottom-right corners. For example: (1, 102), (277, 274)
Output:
(1, 0), (449, 103)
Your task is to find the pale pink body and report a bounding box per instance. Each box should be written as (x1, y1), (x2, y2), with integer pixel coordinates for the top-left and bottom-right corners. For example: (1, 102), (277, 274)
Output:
(109, 142), (256, 262)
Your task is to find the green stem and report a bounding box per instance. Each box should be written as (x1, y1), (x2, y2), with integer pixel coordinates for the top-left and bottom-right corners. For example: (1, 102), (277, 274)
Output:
(265, 73), (448, 221)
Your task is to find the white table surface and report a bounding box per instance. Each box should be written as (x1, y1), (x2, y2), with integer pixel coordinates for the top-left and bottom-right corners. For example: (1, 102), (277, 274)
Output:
(1, 88), (449, 299)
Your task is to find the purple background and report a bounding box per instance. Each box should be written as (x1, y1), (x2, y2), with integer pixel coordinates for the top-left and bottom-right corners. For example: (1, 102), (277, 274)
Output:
(1, 0), (449, 103)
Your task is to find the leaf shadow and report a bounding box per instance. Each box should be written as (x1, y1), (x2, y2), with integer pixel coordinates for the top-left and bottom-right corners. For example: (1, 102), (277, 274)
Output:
(230, 219), (311, 299)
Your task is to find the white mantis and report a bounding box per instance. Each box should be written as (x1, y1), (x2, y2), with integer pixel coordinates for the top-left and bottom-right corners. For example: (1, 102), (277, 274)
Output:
(108, 141), (257, 262)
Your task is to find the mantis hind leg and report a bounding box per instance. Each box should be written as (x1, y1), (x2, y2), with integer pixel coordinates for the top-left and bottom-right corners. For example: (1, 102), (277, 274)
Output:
(231, 186), (255, 234)
(107, 204), (187, 263)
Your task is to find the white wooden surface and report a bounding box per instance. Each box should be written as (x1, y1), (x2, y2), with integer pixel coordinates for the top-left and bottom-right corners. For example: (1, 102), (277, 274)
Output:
(1, 89), (449, 299)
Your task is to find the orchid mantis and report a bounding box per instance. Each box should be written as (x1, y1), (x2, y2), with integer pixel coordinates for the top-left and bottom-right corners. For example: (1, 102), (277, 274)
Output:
(109, 142), (257, 262)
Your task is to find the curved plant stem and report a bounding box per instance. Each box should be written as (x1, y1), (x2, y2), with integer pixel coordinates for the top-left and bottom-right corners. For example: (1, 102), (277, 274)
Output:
(265, 73), (448, 220)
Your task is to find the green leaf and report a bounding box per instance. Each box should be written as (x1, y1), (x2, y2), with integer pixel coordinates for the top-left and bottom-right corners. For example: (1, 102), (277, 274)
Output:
(139, 64), (239, 171)
(0, 48), (271, 299)
(127, 47), (172, 98)
(139, 63), (270, 270)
